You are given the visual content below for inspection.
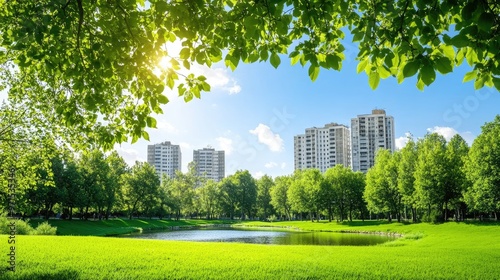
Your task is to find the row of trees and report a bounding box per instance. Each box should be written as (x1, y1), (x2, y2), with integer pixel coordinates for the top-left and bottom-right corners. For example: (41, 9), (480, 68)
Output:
(2, 111), (498, 222)
(365, 116), (500, 222)
(1, 141), (366, 222)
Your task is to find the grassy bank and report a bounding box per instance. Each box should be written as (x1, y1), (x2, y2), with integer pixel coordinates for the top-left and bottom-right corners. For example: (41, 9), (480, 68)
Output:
(28, 218), (235, 236)
(2, 221), (499, 279)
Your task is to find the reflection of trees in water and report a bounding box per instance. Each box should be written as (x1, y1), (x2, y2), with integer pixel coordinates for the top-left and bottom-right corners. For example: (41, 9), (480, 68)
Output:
(125, 229), (395, 246)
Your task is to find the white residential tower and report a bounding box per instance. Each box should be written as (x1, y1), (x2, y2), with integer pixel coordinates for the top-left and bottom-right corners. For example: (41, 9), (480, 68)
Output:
(351, 109), (395, 173)
(294, 123), (351, 172)
(147, 141), (182, 179)
(193, 147), (225, 182)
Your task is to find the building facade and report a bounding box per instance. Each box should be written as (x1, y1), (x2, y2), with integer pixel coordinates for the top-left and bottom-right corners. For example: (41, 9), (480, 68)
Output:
(351, 109), (395, 173)
(294, 123), (351, 172)
(147, 141), (182, 179)
(193, 147), (225, 182)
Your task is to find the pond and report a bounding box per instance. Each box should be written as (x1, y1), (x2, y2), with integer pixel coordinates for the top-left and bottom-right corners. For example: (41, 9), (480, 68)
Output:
(122, 227), (396, 246)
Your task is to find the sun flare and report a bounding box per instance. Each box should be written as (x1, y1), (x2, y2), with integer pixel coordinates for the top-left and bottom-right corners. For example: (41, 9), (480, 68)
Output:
(158, 56), (172, 70)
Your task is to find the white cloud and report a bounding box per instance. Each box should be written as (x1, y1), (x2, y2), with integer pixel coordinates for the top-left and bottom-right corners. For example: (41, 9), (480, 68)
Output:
(192, 65), (242, 95)
(281, 162), (287, 169)
(159, 41), (242, 95)
(216, 137), (234, 155)
(265, 162), (278, 168)
(179, 142), (192, 150)
(254, 171), (264, 179)
(114, 147), (145, 167)
(427, 126), (458, 141)
(156, 120), (179, 134)
(395, 132), (413, 150)
(228, 84), (242, 95)
(249, 124), (284, 152)
(426, 126), (475, 145)
(460, 131), (475, 146)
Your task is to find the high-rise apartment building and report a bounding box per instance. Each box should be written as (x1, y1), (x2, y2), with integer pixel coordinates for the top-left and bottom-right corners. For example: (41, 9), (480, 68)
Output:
(147, 141), (182, 179)
(193, 147), (225, 182)
(294, 123), (351, 172)
(351, 109), (395, 173)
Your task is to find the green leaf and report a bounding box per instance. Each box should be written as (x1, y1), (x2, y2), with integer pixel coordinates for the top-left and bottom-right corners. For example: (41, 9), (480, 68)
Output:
(368, 71), (380, 90)
(290, 52), (301, 65)
(461, 2), (476, 21)
(352, 31), (364, 42)
(192, 86), (201, 99)
(416, 78), (425, 91)
(270, 52), (281, 69)
(131, 133), (139, 144)
(183, 59), (190, 70)
(474, 76), (485, 90)
(356, 59), (368, 74)
(478, 13), (495, 31)
(378, 65), (391, 79)
(463, 71), (476, 83)
(146, 116), (157, 128)
(465, 48), (478, 66)
(420, 64), (436, 86)
(259, 48), (269, 61)
(308, 64), (320, 81)
(435, 57), (453, 74)
(403, 60), (420, 78)
(224, 54), (239, 71)
(325, 55), (340, 70)
(142, 131), (150, 141)
(196, 52), (205, 65)
(451, 34), (469, 48)
(179, 48), (190, 59)
(201, 81), (211, 92)
(440, 45), (455, 61)
(157, 94), (169, 104)
(493, 77), (500, 91)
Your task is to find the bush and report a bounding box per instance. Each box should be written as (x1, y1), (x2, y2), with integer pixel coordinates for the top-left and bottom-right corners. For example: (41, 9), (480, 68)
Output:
(14, 219), (35, 235)
(0, 213), (56, 235)
(34, 221), (57, 235)
(0, 214), (33, 234)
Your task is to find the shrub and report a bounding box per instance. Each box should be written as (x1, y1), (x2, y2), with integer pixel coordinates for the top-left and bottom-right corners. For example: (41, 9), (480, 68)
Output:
(0, 213), (56, 235)
(0, 214), (34, 234)
(14, 219), (35, 235)
(34, 221), (57, 235)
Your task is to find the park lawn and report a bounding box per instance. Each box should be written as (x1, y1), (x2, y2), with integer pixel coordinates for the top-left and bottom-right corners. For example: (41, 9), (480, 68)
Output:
(27, 218), (234, 236)
(2, 221), (499, 279)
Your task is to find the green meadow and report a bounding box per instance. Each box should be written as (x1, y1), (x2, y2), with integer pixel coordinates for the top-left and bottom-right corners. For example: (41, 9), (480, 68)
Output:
(27, 218), (234, 236)
(2, 220), (500, 279)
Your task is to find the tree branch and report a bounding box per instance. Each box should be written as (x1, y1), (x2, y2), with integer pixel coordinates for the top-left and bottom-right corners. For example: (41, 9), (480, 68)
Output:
(76, 0), (86, 69)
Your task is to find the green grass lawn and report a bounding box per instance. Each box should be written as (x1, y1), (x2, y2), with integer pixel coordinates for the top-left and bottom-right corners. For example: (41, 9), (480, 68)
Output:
(27, 218), (234, 236)
(2, 221), (500, 279)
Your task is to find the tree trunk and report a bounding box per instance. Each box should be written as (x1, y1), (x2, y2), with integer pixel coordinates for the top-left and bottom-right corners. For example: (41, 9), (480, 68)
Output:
(85, 206), (89, 220)
(69, 207), (73, 220)
(444, 202), (448, 221)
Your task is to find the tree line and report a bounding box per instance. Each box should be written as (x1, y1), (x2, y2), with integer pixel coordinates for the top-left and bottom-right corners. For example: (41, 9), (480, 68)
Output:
(2, 116), (499, 222)
(365, 116), (500, 222)
(0, 145), (365, 222)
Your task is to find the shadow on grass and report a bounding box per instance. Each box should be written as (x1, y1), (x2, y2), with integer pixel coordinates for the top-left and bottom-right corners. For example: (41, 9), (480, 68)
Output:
(339, 220), (392, 227)
(1, 269), (80, 280)
(462, 220), (500, 226)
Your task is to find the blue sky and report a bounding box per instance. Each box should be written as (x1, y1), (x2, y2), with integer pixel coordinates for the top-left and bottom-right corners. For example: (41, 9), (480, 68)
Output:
(114, 42), (500, 179)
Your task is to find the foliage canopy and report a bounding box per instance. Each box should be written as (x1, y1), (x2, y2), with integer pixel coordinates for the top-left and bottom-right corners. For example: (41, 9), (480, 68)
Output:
(1, 0), (499, 146)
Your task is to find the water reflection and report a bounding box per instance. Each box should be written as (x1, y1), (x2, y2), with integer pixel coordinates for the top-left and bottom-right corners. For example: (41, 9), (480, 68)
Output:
(123, 227), (395, 246)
